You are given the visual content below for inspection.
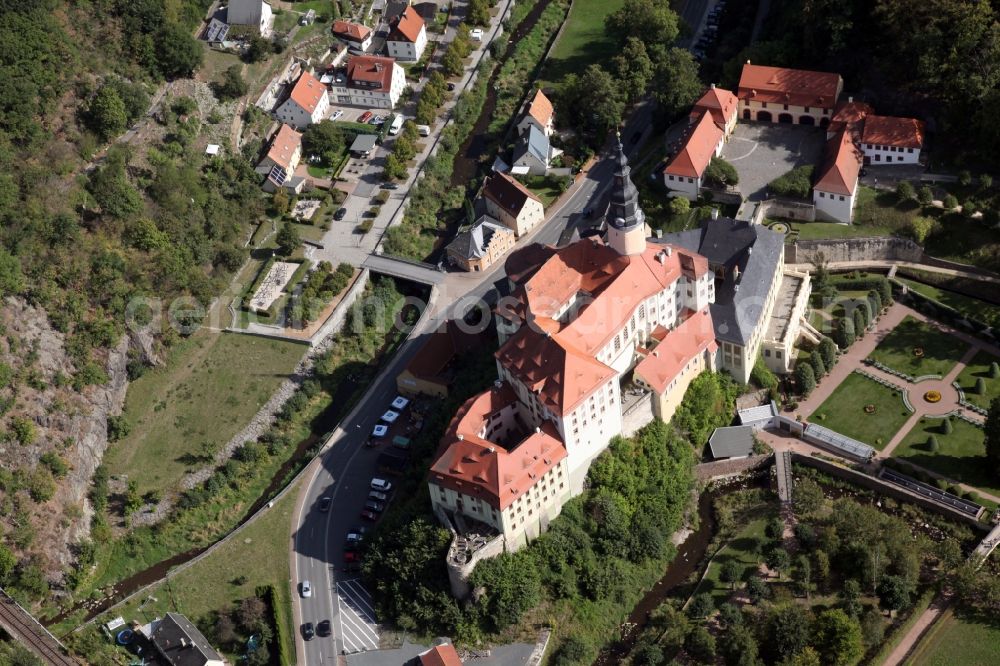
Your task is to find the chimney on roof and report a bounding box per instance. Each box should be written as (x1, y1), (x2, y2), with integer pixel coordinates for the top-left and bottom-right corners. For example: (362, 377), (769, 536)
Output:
(488, 446), (495, 453)
(710, 83), (716, 89)
(746, 59), (751, 64)
(665, 246), (672, 256)
(656, 251), (665, 265)
(458, 434), (464, 440)
(848, 95), (853, 103)
(535, 427), (541, 433)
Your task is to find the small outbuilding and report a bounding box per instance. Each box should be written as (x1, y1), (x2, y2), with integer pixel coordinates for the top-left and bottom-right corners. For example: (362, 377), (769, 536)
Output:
(350, 133), (379, 156)
(708, 425), (756, 460)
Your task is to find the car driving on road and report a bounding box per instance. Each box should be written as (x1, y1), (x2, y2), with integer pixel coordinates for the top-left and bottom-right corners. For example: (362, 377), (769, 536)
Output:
(302, 622), (315, 640)
(317, 620), (332, 637)
(300, 580), (312, 597)
(318, 496), (331, 512)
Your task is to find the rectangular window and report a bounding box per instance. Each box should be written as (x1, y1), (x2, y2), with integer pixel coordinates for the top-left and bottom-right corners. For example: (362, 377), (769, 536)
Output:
(819, 192), (825, 198)
(804, 107), (810, 112)
(762, 102), (768, 108)
(783, 104), (789, 110)
(776, 351), (782, 359)
(669, 175), (674, 181)
(908, 147), (914, 153)
(688, 178), (694, 183)
(765, 349), (771, 357)
(867, 144), (872, 149)
(839, 195), (845, 201)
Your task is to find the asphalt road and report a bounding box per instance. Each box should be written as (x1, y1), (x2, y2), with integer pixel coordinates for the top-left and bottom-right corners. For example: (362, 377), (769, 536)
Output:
(291, 101), (655, 663)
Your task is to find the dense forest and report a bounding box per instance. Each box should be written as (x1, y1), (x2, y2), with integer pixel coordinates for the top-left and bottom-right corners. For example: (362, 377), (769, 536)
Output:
(728, 0), (1000, 166)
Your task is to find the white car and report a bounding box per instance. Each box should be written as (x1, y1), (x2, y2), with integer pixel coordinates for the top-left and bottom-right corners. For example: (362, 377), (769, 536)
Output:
(381, 410), (400, 423)
(470, 28), (484, 41)
(301, 580), (312, 598)
(330, 109), (344, 121)
(372, 424), (389, 438)
(391, 396), (410, 411)
(370, 478), (393, 492)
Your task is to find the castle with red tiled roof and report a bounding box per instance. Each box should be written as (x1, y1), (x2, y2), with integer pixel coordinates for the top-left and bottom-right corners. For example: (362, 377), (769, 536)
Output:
(430, 141), (720, 592)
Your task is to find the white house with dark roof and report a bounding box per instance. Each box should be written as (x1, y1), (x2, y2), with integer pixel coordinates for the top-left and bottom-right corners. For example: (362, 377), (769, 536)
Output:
(446, 215), (515, 272)
(480, 171), (545, 237)
(228, 0), (273, 36)
(511, 125), (562, 176)
(140, 613), (224, 666)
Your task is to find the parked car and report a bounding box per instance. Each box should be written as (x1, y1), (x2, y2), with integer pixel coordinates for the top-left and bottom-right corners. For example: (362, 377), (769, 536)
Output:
(447, 82), (456, 91)
(330, 109), (344, 121)
(381, 182), (399, 190)
(369, 490), (388, 502)
(346, 526), (367, 543)
(358, 111), (373, 123)
(334, 207), (347, 221)
(470, 28), (484, 41)
(372, 424), (389, 438)
(344, 550), (361, 563)
(364, 499), (385, 513)
(317, 620), (332, 637)
(318, 496), (332, 512)
(300, 580), (312, 598)
(370, 477), (393, 492)
(360, 509), (379, 521)
(381, 410), (401, 423)
(366, 437), (384, 447)
(302, 622), (315, 640)
(391, 396), (410, 410)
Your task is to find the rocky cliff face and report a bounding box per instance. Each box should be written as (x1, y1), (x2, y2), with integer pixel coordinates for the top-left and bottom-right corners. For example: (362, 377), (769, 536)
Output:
(0, 298), (129, 578)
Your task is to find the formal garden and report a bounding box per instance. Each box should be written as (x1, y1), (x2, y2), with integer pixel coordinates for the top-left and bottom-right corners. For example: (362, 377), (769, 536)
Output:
(811, 373), (913, 450)
(892, 417), (998, 498)
(868, 316), (969, 378)
(955, 350), (1000, 410)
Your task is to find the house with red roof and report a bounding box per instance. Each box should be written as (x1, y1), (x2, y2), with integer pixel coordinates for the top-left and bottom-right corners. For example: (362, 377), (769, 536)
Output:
(418, 642), (463, 666)
(813, 128), (864, 223)
(738, 62), (843, 126)
(331, 20), (373, 51)
(255, 124), (303, 192)
(386, 6), (427, 61)
(330, 54), (407, 109)
(690, 84), (739, 136)
(479, 172), (545, 237)
(663, 111), (725, 200)
(516, 88), (555, 137)
(275, 70), (330, 129)
(860, 115), (925, 165)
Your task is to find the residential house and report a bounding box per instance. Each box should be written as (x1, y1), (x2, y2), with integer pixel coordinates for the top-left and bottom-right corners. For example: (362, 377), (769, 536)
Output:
(660, 216), (790, 384)
(827, 98), (874, 138)
(813, 128), (863, 223)
(331, 20), (373, 51)
(663, 111), (725, 200)
(330, 55), (407, 109)
(384, 0), (412, 22)
(511, 125), (561, 176)
(446, 215), (516, 272)
(516, 88), (555, 137)
(275, 70), (330, 129)
(432, 141), (719, 559)
(737, 62), (843, 126)
(228, 0), (272, 35)
(690, 84), (739, 136)
(386, 6), (427, 62)
(140, 613), (225, 666)
(480, 172), (545, 237)
(418, 642), (463, 666)
(861, 115), (925, 165)
(396, 321), (490, 398)
(255, 124), (303, 192)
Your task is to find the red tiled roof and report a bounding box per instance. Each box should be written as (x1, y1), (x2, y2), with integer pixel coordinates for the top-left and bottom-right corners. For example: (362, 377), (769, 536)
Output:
(504, 243), (556, 285)
(346, 55), (396, 93)
(482, 172), (542, 215)
(525, 88), (554, 127)
(389, 6), (425, 43)
(690, 86), (737, 127)
(664, 111), (723, 179)
(829, 100), (873, 137)
(265, 124), (302, 170)
(738, 63), (842, 108)
(331, 20), (372, 43)
(862, 115), (925, 149)
(429, 383), (568, 511)
(634, 309), (717, 393)
(815, 129), (863, 196)
(419, 644), (463, 666)
(288, 71), (326, 114)
(402, 320), (487, 384)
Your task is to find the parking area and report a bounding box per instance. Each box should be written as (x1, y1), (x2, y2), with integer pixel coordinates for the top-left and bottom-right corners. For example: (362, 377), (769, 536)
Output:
(720, 123), (826, 200)
(337, 579), (380, 653)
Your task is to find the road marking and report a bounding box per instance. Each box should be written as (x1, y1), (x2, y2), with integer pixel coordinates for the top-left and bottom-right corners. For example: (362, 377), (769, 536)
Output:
(725, 137), (760, 161)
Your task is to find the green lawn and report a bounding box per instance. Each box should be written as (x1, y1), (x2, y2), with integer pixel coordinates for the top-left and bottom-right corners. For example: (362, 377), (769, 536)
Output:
(869, 316), (970, 377)
(95, 477), (302, 665)
(812, 373), (913, 449)
(788, 220), (893, 241)
(103, 332), (305, 497)
(695, 518), (769, 604)
(910, 608), (1000, 666)
(540, 0), (624, 84)
(808, 289), (871, 336)
(892, 417), (996, 496)
(955, 350), (1000, 409)
(898, 278), (1000, 329)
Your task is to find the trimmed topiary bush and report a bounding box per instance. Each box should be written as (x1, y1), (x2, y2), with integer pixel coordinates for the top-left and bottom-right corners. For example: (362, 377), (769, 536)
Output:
(927, 435), (940, 452)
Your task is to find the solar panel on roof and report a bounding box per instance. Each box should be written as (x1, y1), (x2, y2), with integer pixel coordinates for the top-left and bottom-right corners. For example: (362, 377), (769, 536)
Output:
(206, 19), (230, 42)
(269, 165), (287, 186)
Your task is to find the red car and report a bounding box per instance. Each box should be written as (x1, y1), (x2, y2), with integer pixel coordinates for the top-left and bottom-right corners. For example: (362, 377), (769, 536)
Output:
(358, 111), (373, 123)
(360, 509), (379, 522)
(344, 551), (360, 563)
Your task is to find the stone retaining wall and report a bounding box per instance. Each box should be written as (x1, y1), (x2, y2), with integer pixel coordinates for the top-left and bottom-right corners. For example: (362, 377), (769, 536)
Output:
(787, 236), (923, 264)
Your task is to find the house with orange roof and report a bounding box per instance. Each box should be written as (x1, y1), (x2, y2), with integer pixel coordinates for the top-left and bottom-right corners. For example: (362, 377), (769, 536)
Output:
(516, 88), (555, 137)
(386, 6), (427, 61)
(418, 642), (463, 666)
(255, 124), (303, 192)
(737, 61), (843, 126)
(663, 111), (725, 200)
(275, 70), (330, 129)
(330, 54), (407, 109)
(813, 128), (863, 223)
(331, 20), (373, 51)
(690, 84), (739, 136)
(860, 115), (925, 165)
(479, 171), (545, 237)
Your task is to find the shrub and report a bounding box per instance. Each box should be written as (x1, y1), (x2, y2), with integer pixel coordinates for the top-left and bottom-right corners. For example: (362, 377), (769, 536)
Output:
(107, 415), (131, 442)
(835, 317), (855, 348)
(958, 170), (972, 187)
(810, 350), (826, 379)
(917, 185), (934, 205)
(975, 377), (987, 395)
(819, 337), (837, 369)
(768, 165), (814, 199)
(927, 435), (939, 452)
(796, 362), (816, 396)
(704, 157), (739, 187)
(896, 180), (915, 202)
(941, 417), (953, 434)
(943, 193), (959, 210)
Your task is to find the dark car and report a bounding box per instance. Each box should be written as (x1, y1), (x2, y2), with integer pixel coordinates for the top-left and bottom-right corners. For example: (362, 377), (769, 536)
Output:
(302, 622), (315, 641)
(334, 207), (347, 221)
(447, 82), (456, 91)
(360, 509), (379, 521)
(365, 437), (384, 447)
(317, 620), (332, 637)
(381, 182), (399, 190)
(364, 499), (385, 513)
(344, 550), (361, 563)
(346, 526), (367, 543)
(318, 496), (332, 512)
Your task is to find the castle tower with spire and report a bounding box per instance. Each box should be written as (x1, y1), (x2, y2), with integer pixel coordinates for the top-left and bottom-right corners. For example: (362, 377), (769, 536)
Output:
(606, 132), (647, 256)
